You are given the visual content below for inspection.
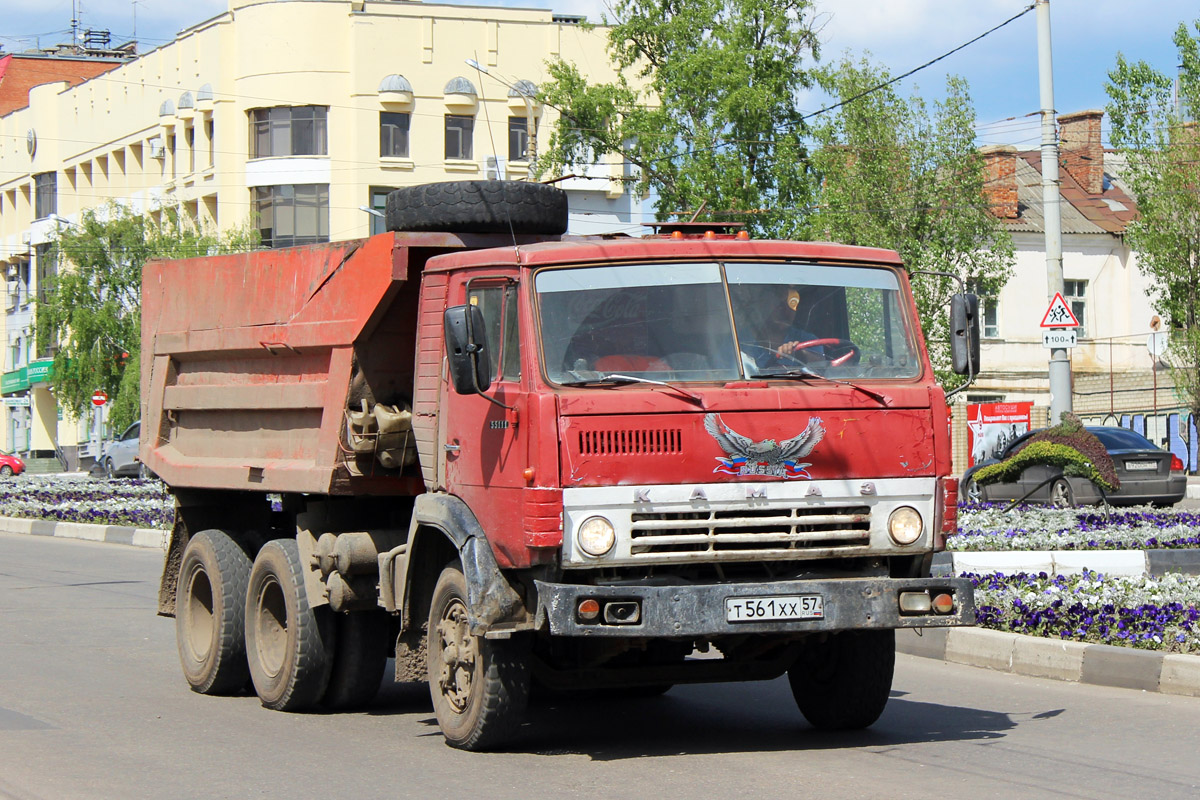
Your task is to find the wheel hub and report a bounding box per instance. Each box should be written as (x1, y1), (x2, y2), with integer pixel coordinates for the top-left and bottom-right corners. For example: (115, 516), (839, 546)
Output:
(435, 598), (477, 712)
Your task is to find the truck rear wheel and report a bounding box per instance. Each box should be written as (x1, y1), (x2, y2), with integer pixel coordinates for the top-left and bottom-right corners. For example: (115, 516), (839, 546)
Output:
(175, 529), (251, 694)
(385, 180), (568, 235)
(245, 539), (335, 711)
(427, 562), (531, 750)
(321, 609), (390, 710)
(788, 630), (894, 730)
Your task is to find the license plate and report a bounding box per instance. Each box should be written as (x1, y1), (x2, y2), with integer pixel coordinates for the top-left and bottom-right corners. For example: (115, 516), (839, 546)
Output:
(1125, 461), (1158, 471)
(725, 595), (823, 622)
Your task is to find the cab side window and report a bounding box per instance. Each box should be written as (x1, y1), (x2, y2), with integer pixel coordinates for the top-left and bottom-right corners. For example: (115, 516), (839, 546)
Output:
(467, 281), (520, 382)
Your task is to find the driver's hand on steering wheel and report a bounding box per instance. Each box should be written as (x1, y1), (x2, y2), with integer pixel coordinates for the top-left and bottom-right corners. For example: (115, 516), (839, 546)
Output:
(777, 340), (819, 360)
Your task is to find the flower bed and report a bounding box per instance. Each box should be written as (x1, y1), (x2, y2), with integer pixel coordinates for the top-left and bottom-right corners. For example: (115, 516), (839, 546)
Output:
(0, 475), (173, 530)
(971, 570), (1200, 655)
(952, 504), (1200, 551)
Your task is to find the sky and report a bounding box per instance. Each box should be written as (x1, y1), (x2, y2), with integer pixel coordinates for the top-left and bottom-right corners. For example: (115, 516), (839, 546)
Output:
(0, 0), (1196, 147)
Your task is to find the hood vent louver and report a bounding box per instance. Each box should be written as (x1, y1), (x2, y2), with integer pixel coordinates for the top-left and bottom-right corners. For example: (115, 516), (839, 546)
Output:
(578, 428), (683, 456)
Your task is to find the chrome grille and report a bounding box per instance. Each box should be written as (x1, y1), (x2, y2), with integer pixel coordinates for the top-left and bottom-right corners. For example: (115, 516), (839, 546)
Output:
(629, 504), (871, 556)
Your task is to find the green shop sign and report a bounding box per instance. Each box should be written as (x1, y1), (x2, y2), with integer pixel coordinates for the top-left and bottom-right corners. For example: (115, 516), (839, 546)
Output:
(1, 367), (28, 395)
(27, 358), (55, 384)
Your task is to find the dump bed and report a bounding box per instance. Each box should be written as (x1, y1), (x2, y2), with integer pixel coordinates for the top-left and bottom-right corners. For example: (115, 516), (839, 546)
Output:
(140, 230), (538, 495)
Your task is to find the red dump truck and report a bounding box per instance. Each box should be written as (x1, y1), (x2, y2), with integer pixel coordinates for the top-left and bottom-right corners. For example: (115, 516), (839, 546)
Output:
(144, 181), (978, 750)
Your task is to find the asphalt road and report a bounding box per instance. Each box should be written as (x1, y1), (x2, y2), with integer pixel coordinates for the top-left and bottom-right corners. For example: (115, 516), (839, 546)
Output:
(2, 532), (1198, 800)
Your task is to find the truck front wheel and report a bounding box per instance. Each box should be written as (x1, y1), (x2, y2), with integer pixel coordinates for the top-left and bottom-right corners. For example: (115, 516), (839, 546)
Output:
(788, 630), (895, 730)
(245, 539), (335, 711)
(175, 529), (251, 694)
(427, 562), (531, 750)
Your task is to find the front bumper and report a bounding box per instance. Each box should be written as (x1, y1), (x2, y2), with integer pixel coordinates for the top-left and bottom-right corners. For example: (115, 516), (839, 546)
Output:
(536, 576), (976, 638)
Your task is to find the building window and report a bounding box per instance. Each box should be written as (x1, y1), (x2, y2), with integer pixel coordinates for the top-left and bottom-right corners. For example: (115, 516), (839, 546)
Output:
(380, 112), (410, 158)
(253, 184), (329, 248)
(967, 280), (999, 339)
(445, 115), (474, 160)
(34, 172), (56, 219)
(206, 119), (215, 167)
(185, 124), (195, 174)
(35, 244), (55, 303)
(368, 187), (394, 236)
(508, 117), (534, 162)
(1063, 279), (1087, 337)
(250, 106), (329, 158)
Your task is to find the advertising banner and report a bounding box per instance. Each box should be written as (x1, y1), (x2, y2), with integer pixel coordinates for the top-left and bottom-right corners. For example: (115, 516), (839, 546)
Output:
(967, 402), (1033, 465)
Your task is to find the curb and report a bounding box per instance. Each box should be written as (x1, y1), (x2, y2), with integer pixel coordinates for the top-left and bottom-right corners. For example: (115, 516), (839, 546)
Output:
(897, 627), (1200, 698)
(932, 550), (1200, 577)
(0, 516), (167, 550)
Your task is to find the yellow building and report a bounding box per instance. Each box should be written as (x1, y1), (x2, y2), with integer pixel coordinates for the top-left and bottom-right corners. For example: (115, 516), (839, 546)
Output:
(0, 0), (640, 467)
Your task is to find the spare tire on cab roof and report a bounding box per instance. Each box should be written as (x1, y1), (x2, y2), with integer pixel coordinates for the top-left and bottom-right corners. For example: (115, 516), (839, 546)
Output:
(385, 180), (568, 235)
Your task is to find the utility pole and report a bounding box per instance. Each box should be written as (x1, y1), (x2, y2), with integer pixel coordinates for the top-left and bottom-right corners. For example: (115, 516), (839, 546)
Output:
(1037, 0), (1071, 425)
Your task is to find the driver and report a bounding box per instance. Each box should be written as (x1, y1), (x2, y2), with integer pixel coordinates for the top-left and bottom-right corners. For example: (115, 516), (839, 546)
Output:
(745, 287), (824, 371)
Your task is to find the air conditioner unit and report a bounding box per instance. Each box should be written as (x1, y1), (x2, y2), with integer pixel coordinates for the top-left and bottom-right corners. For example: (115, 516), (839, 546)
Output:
(149, 137), (165, 159)
(485, 155), (506, 180)
(4, 263), (16, 280)
(21, 232), (32, 245)
(5, 281), (18, 308)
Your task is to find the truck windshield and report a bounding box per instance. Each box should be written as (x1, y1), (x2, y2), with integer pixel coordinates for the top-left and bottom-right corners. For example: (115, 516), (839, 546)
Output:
(535, 261), (920, 384)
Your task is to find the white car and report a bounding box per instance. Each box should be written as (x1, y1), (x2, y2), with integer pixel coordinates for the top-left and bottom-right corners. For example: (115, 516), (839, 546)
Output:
(99, 421), (147, 479)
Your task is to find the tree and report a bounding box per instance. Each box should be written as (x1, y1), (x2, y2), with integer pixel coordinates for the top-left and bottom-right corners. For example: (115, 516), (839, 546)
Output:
(1106, 20), (1200, 416)
(36, 203), (257, 432)
(808, 57), (1014, 385)
(537, 0), (821, 235)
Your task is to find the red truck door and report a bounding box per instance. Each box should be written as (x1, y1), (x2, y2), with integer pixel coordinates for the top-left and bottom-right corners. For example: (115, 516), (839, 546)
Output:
(440, 274), (530, 566)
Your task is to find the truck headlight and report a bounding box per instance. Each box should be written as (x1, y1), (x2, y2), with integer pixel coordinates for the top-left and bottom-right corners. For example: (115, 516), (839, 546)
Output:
(887, 506), (923, 546)
(577, 516), (616, 557)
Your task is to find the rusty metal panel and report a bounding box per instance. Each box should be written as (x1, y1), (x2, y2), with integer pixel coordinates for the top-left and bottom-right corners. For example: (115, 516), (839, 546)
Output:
(141, 234), (429, 494)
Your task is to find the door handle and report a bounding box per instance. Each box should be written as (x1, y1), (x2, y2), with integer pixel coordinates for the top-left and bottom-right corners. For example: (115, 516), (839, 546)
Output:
(443, 443), (461, 453)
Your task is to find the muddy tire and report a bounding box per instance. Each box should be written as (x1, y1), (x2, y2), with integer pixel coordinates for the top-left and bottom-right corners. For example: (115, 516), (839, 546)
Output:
(427, 562), (531, 750)
(385, 180), (567, 235)
(321, 609), (390, 710)
(0, 465), (12, 477)
(788, 630), (894, 730)
(175, 530), (252, 694)
(245, 539), (335, 711)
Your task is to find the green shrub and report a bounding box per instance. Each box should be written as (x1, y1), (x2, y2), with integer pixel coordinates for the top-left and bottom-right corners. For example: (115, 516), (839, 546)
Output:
(974, 413), (1120, 493)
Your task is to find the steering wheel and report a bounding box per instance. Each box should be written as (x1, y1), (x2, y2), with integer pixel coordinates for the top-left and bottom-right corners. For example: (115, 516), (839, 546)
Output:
(768, 340), (864, 371)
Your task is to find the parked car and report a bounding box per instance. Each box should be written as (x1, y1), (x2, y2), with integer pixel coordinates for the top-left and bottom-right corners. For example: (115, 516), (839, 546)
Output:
(98, 421), (145, 479)
(0, 449), (25, 477)
(961, 426), (1187, 508)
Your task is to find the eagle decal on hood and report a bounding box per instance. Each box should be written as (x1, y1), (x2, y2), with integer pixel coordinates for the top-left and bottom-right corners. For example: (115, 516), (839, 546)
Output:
(703, 412), (825, 479)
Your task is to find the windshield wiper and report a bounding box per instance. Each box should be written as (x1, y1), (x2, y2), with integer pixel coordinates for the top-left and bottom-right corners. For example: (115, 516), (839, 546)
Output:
(560, 373), (706, 408)
(750, 366), (892, 407)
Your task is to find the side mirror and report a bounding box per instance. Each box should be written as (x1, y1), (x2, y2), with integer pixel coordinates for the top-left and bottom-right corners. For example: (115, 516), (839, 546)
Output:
(949, 293), (980, 375)
(444, 304), (492, 395)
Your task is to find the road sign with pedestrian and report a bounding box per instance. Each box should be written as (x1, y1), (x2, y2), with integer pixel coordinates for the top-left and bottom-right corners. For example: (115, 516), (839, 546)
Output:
(1039, 292), (1079, 328)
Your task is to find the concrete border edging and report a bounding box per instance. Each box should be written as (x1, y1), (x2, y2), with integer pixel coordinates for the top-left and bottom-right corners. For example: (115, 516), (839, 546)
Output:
(898, 627), (1200, 698)
(0, 516), (167, 550)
